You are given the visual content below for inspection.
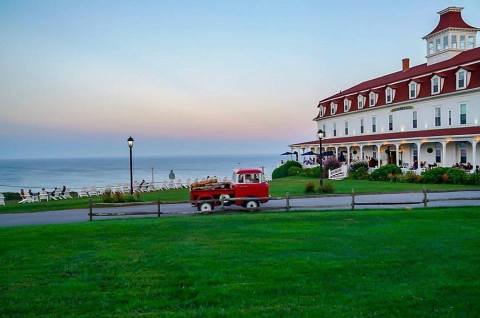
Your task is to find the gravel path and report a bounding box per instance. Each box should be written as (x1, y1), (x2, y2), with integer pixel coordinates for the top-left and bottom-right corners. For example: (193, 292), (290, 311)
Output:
(1, 190), (479, 227)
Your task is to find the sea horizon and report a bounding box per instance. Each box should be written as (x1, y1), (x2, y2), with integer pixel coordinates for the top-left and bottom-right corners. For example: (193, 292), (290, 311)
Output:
(0, 154), (282, 193)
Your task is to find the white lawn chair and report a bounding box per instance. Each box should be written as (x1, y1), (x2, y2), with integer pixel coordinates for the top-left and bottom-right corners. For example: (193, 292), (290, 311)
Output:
(63, 188), (73, 199)
(78, 188), (89, 198)
(0, 193), (5, 206)
(88, 187), (99, 196)
(39, 189), (49, 202)
(19, 193), (33, 204)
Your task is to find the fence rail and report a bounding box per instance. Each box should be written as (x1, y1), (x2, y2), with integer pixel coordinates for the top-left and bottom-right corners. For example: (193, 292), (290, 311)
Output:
(88, 188), (480, 221)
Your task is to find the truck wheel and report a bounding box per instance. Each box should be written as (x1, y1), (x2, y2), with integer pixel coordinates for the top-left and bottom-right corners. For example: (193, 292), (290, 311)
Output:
(199, 202), (213, 212)
(245, 200), (259, 211)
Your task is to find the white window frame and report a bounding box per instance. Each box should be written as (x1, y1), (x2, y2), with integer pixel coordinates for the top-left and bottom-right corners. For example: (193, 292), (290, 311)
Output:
(343, 98), (350, 112)
(456, 69), (467, 90)
(435, 107), (441, 127)
(460, 103), (467, 125)
(385, 87), (393, 104)
(330, 102), (337, 115)
(431, 75), (440, 95)
(409, 81), (418, 99)
(358, 95), (364, 109)
(369, 92), (376, 107)
(451, 34), (457, 48)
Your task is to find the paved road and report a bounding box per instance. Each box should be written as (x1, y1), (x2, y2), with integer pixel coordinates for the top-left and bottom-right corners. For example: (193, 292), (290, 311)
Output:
(1, 190), (479, 227)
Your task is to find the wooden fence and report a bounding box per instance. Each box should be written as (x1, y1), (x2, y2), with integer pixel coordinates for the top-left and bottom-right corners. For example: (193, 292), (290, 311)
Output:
(88, 189), (480, 221)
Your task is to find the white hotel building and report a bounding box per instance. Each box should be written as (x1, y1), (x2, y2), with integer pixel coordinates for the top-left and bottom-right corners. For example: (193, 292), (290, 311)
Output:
(291, 7), (480, 172)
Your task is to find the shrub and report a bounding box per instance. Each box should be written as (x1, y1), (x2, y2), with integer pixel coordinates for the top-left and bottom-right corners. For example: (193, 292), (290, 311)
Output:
(368, 158), (378, 168)
(272, 161), (303, 179)
(287, 166), (302, 176)
(319, 183), (334, 193)
(466, 172), (480, 185)
(102, 190), (141, 203)
(323, 157), (341, 177)
(304, 182), (315, 193)
(350, 166), (369, 180)
(3, 192), (22, 201)
(349, 161), (368, 173)
(402, 171), (417, 183)
(446, 168), (468, 184)
(369, 164), (402, 181)
(302, 166), (322, 178)
(421, 167), (448, 184)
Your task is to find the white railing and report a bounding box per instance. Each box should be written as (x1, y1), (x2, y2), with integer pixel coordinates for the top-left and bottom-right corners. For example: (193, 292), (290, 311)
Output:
(328, 164), (348, 180)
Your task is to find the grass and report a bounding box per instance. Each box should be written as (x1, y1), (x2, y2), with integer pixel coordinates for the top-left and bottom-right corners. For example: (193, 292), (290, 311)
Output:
(1, 207), (479, 317)
(1, 177), (479, 214)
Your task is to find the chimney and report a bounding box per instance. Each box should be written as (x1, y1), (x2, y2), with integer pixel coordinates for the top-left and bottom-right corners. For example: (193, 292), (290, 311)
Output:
(402, 58), (410, 71)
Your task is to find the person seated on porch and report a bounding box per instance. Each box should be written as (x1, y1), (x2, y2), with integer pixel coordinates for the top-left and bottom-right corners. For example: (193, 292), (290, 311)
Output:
(465, 162), (473, 171)
(453, 163), (460, 168)
(413, 161), (418, 170)
(476, 166), (479, 173)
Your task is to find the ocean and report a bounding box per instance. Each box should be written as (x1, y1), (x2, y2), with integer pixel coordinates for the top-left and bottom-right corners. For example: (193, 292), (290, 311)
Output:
(0, 154), (280, 192)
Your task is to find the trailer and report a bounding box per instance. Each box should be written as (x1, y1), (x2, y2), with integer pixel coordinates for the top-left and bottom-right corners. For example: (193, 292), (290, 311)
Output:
(189, 168), (269, 212)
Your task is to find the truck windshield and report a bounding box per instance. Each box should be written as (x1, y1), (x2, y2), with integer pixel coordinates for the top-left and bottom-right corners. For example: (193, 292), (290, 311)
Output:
(237, 173), (262, 184)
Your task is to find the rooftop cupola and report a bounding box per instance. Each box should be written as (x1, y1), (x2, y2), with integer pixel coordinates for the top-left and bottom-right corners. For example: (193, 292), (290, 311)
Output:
(424, 7), (479, 65)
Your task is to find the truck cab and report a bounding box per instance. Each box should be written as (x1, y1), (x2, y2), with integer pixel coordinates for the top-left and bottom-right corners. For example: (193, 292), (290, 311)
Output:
(232, 168), (269, 204)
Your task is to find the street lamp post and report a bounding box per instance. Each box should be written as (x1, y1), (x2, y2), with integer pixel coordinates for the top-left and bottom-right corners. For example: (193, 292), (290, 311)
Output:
(318, 129), (324, 189)
(128, 136), (134, 195)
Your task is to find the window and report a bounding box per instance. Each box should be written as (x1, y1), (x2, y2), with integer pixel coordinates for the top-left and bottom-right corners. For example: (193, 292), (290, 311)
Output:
(358, 95), (364, 109)
(360, 118), (364, 134)
(412, 111), (417, 128)
(369, 92), (376, 107)
(443, 35), (448, 49)
(322, 124), (326, 136)
(333, 122), (337, 136)
(467, 36), (475, 49)
(372, 116), (376, 133)
(451, 35), (457, 48)
(460, 35), (465, 49)
(456, 70), (466, 89)
(460, 104), (467, 125)
(385, 87), (393, 104)
(409, 82), (417, 99)
(448, 110), (452, 125)
(436, 38), (441, 51)
(428, 41), (434, 54)
(431, 76), (440, 94)
(460, 143), (467, 164)
(435, 107), (441, 127)
(331, 102), (337, 115)
(388, 114), (393, 131)
(343, 99), (350, 112)
(344, 121), (348, 135)
(435, 144), (441, 163)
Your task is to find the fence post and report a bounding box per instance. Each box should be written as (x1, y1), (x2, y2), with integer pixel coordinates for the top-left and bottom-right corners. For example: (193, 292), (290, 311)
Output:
(88, 197), (93, 221)
(286, 192), (290, 212)
(157, 200), (161, 217)
(423, 187), (428, 207)
(351, 188), (355, 211)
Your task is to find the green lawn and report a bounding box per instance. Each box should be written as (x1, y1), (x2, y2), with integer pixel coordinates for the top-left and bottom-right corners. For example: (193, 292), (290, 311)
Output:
(1, 207), (479, 317)
(1, 177), (479, 214)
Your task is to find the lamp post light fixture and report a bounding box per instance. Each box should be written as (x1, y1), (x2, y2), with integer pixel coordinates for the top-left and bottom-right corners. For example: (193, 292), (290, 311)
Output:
(127, 136), (134, 195)
(317, 129), (325, 189)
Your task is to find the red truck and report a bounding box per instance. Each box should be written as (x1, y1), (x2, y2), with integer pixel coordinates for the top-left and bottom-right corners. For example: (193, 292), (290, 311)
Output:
(189, 168), (269, 212)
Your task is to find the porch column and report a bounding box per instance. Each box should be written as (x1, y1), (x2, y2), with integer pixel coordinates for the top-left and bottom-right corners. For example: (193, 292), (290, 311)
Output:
(416, 142), (422, 173)
(376, 144), (382, 167)
(334, 146), (339, 159)
(360, 145), (364, 161)
(472, 139), (478, 170)
(395, 144), (400, 166)
(347, 146), (351, 166)
(441, 141), (448, 167)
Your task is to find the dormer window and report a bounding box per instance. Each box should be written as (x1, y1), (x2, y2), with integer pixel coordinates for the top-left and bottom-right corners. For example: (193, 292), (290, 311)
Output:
(343, 98), (351, 112)
(330, 102), (337, 115)
(431, 75), (441, 95)
(358, 95), (364, 109)
(369, 92), (376, 107)
(385, 87), (394, 104)
(409, 81), (418, 99)
(456, 69), (467, 89)
(467, 36), (475, 49)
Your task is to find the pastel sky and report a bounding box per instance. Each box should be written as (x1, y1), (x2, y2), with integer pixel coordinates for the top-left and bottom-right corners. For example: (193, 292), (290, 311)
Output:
(1, 0), (479, 158)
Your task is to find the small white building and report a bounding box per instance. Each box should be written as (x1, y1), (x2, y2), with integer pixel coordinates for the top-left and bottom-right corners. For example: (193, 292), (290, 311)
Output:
(291, 7), (480, 172)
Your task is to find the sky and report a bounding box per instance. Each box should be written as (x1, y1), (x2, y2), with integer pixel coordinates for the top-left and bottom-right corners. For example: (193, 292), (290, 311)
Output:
(1, 0), (480, 159)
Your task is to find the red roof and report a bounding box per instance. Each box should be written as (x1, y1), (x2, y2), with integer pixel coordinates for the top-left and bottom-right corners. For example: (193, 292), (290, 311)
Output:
(425, 7), (479, 38)
(316, 47), (480, 120)
(235, 168), (263, 174)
